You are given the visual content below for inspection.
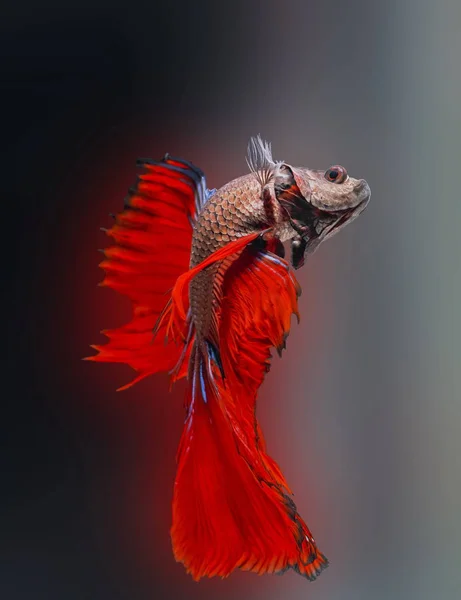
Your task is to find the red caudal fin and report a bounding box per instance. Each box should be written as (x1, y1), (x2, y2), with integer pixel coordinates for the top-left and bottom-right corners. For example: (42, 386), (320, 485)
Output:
(85, 155), (210, 390)
(171, 239), (328, 581)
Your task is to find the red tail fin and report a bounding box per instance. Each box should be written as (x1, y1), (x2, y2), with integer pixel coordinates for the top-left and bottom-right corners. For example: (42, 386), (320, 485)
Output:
(171, 242), (328, 581)
(172, 344), (328, 580)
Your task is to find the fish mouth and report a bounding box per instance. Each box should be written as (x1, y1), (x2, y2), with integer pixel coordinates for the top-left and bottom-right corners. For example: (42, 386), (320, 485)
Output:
(320, 196), (368, 236)
(353, 179), (371, 206)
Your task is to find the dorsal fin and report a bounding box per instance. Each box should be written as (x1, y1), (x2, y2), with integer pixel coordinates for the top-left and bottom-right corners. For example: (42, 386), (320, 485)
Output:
(161, 155), (214, 217)
(246, 135), (282, 189)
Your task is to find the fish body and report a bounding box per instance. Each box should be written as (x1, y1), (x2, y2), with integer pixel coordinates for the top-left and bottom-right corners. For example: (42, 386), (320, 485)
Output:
(190, 172), (291, 347)
(87, 136), (370, 581)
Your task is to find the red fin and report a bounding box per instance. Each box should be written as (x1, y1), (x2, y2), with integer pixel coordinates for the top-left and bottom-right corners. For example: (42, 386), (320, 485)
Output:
(86, 156), (205, 389)
(169, 231), (262, 322)
(172, 248), (328, 581)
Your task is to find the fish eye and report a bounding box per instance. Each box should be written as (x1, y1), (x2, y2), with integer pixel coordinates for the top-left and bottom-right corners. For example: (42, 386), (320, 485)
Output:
(325, 165), (347, 184)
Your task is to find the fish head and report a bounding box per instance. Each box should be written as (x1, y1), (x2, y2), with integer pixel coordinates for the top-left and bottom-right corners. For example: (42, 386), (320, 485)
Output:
(273, 162), (371, 266)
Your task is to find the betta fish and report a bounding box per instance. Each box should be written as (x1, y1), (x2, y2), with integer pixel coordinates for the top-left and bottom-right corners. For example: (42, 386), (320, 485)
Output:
(86, 136), (370, 581)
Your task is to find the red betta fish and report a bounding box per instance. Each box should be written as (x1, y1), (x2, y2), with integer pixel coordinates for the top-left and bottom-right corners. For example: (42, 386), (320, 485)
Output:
(86, 136), (371, 581)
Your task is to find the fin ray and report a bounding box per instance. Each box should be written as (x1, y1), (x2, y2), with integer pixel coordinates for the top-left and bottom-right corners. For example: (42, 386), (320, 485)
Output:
(86, 155), (208, 387)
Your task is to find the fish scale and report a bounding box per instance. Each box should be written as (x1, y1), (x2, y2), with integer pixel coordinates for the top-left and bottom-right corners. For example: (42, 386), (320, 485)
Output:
(189, 173), (293, 342)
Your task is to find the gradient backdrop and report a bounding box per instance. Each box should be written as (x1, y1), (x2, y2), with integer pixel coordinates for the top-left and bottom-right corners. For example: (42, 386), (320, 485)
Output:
(3, 1), (461, 599)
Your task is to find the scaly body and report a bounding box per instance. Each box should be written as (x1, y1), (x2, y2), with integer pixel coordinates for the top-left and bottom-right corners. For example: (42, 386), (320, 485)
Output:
(190, 173), (294, 344)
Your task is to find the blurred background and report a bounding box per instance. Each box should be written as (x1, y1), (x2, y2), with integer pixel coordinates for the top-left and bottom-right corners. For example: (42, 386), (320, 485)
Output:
(2, 0), (461, 599)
